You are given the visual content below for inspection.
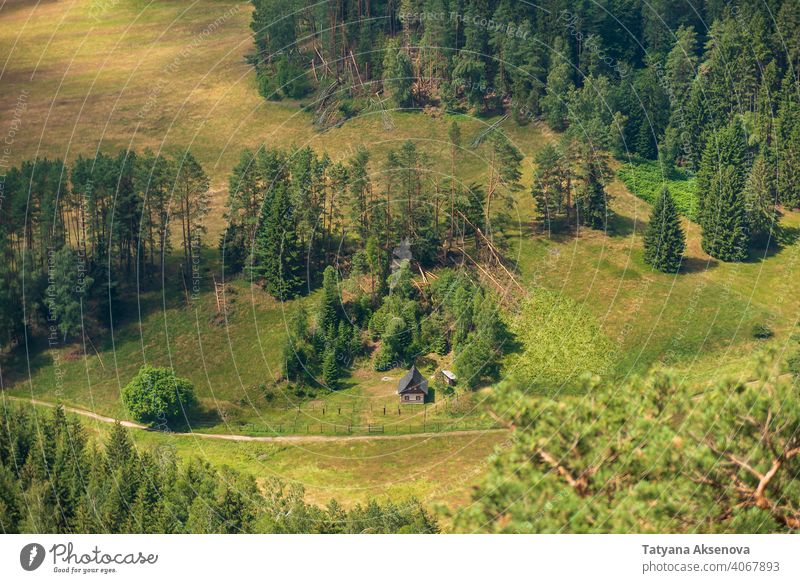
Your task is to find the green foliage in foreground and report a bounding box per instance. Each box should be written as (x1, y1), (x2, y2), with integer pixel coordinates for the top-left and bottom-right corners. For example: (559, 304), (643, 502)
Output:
(121, 365), (197, 425)
(507, 289), (614, 391)
(453, 352), (800, 533)
(618, 160), (698, 220)
(0, 405), (439, 534)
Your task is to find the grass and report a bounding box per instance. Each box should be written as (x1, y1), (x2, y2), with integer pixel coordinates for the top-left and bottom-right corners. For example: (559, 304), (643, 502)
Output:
(131, 428), (508, 509)
(0, 0), (548, 235)
(11, 399), (509, 512)
(506, 169), (800, 385)
(3, 266), (492, 434)
(0, 0), (545, 432)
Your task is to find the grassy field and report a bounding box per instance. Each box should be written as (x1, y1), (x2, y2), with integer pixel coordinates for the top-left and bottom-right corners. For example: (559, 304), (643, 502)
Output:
(0, 0), (548, 234)
(506, 174), (800, 386)
(3, 0), (799, 415)
(1, 266), (493, 434)
(131, 426), (509, 509)
(4, 0), (800, 512)
(11, 400), (508, 511)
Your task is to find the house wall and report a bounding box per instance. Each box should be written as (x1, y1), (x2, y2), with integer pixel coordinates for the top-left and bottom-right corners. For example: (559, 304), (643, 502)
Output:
(401, 392), (425, 404)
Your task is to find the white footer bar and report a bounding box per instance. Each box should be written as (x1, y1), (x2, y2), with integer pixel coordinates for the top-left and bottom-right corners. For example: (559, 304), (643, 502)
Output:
(1, 535), (797, 582)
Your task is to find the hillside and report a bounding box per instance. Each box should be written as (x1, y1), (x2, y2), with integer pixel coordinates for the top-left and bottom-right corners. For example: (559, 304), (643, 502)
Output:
(2, 0), (800, 527)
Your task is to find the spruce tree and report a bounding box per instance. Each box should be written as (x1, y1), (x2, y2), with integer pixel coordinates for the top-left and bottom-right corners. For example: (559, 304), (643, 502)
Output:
(577, 154), (612, 230)
(701, 165), (749, 262)
(643, 187), (686, 273)
(317, 266), (340, 335)
(382, 39), (413, 108)
(775, 78), (800, 209)
(321, 346), (340, 390)
(532, 144), (567, 233)
(542, 59), (573, 132)
(253, 182), (304, 299)
(697, 121), (749, 230)
(744, 154), (780, 245)
(347, 146), (371, 239)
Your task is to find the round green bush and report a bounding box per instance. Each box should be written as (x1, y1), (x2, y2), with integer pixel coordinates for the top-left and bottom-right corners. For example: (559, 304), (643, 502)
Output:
(121, 365), (197, 425)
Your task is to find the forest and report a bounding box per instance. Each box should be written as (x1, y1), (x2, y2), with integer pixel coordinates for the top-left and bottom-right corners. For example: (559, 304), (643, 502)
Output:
(251, 0), (799, 255)
(1, 0), (800, 534)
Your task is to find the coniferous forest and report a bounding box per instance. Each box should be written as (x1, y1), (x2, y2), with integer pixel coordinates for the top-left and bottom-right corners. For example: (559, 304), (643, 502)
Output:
(1, 0), (800, 539)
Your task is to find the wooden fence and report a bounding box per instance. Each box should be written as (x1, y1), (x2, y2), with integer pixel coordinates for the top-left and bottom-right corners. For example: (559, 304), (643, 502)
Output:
(237, 419), (502, 437)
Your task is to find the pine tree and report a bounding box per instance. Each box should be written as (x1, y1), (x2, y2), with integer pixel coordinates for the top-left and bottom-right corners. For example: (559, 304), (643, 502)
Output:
(226, 149), (264, 251)
(172, 152), (210, 275)
(542, 58), (573, 132)
(0, 231), (22, 348)
(447, 121), (462, 249)
(701, 165), (750, 262)
(451, 0), (491, 110)
(775, 79), (800, 209)
(697, 121), (749, 230)
(317, 266), (340, 335)
(347, 146), (371, 240)
(643, 187), (686, 273)
(485, 130), (523, 240)
(665, 26), (699, 109)
(47, 248), (94, 339)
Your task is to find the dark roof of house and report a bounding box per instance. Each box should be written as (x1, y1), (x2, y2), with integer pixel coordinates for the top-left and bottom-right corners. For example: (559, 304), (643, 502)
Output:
(397, 366), (429, 395)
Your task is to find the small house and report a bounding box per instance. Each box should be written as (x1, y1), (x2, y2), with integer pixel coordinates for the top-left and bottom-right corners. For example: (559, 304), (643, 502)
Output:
(397, 366), (428, 404)
(439, 369), (457, 386)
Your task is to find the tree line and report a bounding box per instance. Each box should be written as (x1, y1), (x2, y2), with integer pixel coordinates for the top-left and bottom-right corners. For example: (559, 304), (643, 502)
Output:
(220, 130), (522, 290)
(0, 150), (211, 350)
(0, 404), (438, 533)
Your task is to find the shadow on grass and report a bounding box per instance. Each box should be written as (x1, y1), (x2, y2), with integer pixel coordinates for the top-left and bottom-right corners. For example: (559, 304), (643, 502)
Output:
(0, 344), (53, 388)
(747, 224), (800, 262)
(608, 211), (641, 238)
(163, 405), (223, 432)
(681, 255), (719, 274)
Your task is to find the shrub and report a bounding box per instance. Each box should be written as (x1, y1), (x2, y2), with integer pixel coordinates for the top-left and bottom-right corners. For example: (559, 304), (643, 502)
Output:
(121, 365), (197, 425)
(751, 323), (774, 339)
(787, 349), (800, 377)
(618, 160), (698, 220)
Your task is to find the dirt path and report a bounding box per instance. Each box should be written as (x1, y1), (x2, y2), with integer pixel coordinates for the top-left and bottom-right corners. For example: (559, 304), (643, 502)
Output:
(3, 396), (508, 443)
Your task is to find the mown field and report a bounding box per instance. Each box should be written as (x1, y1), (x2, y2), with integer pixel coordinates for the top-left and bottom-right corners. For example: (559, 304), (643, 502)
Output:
(3, 0), (800, 509)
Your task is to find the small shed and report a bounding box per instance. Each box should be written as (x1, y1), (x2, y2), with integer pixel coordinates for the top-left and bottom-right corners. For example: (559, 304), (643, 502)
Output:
(439, 369), (457, 386)
(397, 366), (429, 404)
